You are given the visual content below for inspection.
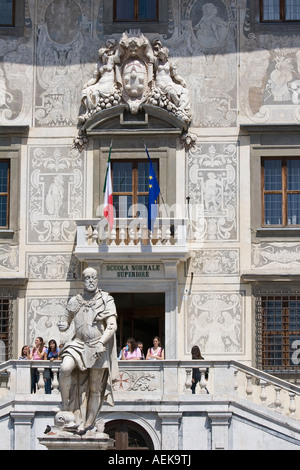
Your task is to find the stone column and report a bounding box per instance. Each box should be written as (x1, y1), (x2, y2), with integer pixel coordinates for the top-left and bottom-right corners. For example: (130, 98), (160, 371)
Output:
(158, 412), (182, 450)
(208, 412), (232, 450)
(164, 278), (178, 359)
(11, 412), (35, 450)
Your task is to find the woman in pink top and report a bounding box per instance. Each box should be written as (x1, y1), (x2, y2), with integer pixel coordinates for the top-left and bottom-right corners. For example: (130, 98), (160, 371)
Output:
(30, 336), (46, 360)
(146, 336), (165, 360)
(30, 337), (46, 393)
(121, 338), (141, 360)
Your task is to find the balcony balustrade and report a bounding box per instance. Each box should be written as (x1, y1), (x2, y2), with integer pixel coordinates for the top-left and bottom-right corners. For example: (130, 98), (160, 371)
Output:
(74, 217), (189, 261)
(1, 360), (300, 421)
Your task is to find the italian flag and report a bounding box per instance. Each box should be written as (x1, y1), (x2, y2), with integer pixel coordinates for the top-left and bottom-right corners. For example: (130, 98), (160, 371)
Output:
(103, 145), (114, 230)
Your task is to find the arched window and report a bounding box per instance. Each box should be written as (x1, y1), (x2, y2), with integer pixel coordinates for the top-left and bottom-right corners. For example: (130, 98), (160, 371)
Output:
(105, 420), (154, 450)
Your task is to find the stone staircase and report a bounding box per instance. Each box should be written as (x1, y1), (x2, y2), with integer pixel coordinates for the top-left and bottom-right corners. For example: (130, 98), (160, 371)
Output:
(1, 359), (300, 449)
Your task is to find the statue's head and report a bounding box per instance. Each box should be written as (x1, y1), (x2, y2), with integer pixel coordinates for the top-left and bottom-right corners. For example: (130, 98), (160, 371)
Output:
(82, 267), (98, 293)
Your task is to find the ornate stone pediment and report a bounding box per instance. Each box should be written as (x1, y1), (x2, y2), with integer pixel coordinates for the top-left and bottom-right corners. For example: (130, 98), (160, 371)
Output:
(73, 30), (191, 151)
(81, 104), (189, 136)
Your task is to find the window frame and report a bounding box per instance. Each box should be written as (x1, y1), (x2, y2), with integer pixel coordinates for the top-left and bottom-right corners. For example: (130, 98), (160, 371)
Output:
(0, 0), (24, 36)
(113, 0), (159, 23)
(0, 295), (13, 362)
(0, 0), (15, 27)
(103, 0), (168, 35)
(95, 139), (174, 222)
(260, 0), (300, 22)
(0, 126), (26, 244)
(261, 157), (300, 227)
(257, 292), (300, 373)
(0, 159), (10, 229)
(111, 158), (159, 218)
(245, 125), (300, 239)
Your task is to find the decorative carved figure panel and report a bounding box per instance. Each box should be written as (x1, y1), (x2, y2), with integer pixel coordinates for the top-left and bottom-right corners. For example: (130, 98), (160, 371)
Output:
(179, 0), (238, 127)
(113, 371), (158, 392)
(0, 245), (19, 272)
(188, 142), (238, 241)
(27, 253), (79, 280)
(27, 296), (75, 346)
(189, 249), (239, 276)
(241, 1), (300, 123)
(186, 291), (245, 354)
(0, 42), (33, 124)
(34, 0), (96, 127)
(27, 146), (85, 244)
(252, 243), (300, 271)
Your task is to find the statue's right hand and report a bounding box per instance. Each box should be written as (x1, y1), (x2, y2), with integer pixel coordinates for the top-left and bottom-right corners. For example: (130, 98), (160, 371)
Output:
(58, 320), (69, 332)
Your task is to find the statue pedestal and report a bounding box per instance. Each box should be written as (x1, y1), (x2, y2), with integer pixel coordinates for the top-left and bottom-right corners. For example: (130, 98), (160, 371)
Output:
(39, 410), (114, 450)
(39, 431), (113, 450)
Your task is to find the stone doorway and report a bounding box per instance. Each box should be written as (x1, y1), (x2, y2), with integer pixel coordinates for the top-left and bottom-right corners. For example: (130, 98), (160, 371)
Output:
(114, 292), (165, 357)
(105, 420), (154, 450)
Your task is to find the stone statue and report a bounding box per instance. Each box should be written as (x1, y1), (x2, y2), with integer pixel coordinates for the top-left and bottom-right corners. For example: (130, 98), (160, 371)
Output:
(151, 40), (190, 118)
(80, 39), (121, 119)
(77, 31), (191, 124)
(74, 31), (192, 150)
(57, 267), (118, 434)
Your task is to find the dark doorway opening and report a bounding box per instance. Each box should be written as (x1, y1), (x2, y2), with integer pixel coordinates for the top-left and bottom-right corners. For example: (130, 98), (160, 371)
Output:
(114, 292), (165, 356)
(105, 419), (154, 450)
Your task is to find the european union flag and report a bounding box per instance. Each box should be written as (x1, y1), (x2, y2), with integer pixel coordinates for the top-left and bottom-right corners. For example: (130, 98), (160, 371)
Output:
(145, 146), (160, 231)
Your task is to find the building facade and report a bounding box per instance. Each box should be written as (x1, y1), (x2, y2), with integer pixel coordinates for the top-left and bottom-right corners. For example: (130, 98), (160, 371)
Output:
(1, 0), (300, 450)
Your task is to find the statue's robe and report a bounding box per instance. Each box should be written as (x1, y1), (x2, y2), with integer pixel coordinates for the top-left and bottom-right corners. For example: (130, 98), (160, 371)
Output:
(60, 289), (118, 425)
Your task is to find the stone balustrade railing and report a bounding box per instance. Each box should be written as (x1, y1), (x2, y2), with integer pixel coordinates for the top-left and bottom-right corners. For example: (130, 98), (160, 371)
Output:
(74, 217), (189, 254)
(230, 363), (300, 419)
(0, 360), (61, 398)
(1, 360), (300, 420)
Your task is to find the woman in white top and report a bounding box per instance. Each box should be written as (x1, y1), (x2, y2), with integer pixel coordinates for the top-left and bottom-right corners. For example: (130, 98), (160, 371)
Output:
(146, 336), (165, 360)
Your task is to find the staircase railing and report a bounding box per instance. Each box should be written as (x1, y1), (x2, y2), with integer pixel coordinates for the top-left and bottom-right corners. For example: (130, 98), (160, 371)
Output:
(1, 359), (300, 420)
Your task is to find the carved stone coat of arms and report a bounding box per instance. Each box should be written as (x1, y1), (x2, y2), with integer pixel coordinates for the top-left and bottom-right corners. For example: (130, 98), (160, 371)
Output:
(74, 30), (191, 150)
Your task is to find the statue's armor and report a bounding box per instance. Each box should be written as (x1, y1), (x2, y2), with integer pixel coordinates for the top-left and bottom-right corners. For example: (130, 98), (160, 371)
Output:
(61, 289), (116, 371)
(74, 307), (104, 342)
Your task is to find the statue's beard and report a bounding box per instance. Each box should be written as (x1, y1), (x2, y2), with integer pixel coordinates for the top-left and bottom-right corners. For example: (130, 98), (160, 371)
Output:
(84, 283), (97, 293)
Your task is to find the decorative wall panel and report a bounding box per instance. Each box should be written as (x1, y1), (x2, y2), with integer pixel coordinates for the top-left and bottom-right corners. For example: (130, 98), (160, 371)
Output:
(188, 142), (238, 241)
(186, 291), (245, 354)
(27, 146), (85, 244)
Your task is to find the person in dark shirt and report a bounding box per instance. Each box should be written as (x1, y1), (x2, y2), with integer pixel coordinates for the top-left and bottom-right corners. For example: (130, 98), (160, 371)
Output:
(44, 339), (60, 394)
(191, 345), (208, 394)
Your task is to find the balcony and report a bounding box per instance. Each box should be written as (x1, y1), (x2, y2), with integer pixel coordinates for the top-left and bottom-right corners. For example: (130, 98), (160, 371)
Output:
(1, 360), (300, 420)
(2, 360), (300, 450)
(74, 217), (189, 263)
